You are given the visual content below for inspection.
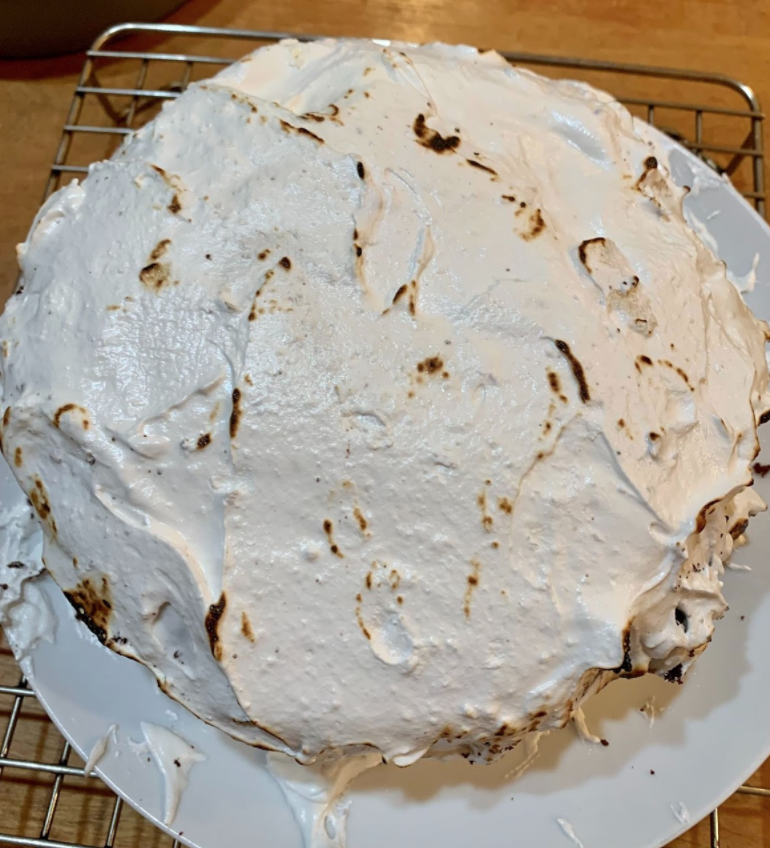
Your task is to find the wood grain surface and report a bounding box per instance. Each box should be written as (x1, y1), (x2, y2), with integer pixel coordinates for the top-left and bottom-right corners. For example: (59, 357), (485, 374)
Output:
(0, 0), (769, 845)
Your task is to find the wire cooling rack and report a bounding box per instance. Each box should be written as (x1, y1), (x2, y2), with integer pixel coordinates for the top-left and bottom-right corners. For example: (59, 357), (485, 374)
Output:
(1, 22), (769, 848)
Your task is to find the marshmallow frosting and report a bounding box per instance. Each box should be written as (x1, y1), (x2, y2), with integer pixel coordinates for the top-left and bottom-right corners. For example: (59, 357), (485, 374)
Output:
(1, 38), (769, 766)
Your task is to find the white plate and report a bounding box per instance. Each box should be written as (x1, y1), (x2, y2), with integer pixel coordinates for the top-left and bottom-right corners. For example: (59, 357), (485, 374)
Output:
(3, 123), (770, 848)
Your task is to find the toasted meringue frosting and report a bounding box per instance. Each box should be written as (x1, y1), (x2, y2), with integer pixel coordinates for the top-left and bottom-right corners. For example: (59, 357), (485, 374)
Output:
(1, 38), (769, 765)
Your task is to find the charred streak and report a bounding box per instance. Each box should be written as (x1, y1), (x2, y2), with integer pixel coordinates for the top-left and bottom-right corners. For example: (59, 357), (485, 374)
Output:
(279, 120), (324, 144)
(65, 593), (108, 644)
(229, 388), (242, 439)
(663, 663), (683, 684)
(730, 518), (749, 540)
(63, 577), (112, 645)
(465, 158), (497, 176)
(392, 284), (408, 304)
(139, 262), (171, 291)
(695, 498), (720, 533)
(205, 594), (226, 660)
(554, 340), (590, 403)
(577, 237), (606, 273)
(241, 611), (256, 643)
(520, 208), (546, 241)
(150, 239), (171, 261)
(612, 629), (633, 674)
(413, 114), (460, 153)
(636, 155), (658, 188)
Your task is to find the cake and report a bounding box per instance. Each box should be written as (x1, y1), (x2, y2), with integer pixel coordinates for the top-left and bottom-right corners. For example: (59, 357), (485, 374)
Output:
(1, 38), (768, 768)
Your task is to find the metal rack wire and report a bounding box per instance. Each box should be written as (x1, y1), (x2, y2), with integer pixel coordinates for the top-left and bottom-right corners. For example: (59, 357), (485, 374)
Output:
(1, 21), (768, 848)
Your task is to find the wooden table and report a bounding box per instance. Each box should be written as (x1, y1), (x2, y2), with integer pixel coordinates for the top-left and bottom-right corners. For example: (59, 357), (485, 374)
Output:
(0, 0), (769, 845)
